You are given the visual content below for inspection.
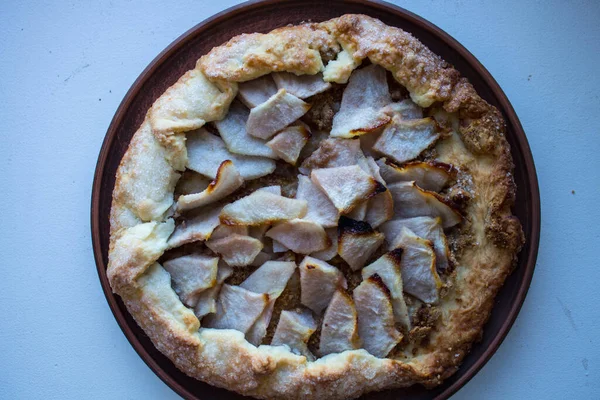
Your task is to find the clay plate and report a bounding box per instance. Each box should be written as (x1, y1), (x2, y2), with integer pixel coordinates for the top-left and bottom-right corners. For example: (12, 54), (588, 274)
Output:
(91, 1), (540, 398)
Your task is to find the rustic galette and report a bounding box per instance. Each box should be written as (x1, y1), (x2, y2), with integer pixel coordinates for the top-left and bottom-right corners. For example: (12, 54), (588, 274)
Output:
(108, 14), (524, 399)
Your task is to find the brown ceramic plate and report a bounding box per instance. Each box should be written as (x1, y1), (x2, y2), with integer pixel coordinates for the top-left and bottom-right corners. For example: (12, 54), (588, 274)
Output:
(91, 0), (540, 398)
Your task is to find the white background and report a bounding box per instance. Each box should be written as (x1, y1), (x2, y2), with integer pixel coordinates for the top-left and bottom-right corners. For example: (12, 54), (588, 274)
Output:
(1, 0), (599, 398)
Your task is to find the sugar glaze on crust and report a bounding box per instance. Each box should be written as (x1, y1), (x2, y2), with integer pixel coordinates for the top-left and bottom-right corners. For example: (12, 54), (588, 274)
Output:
(107, 14), (524, 399)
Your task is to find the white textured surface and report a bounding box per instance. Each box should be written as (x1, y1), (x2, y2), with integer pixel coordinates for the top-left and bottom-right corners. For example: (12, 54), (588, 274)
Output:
(1, 0), (599, 398)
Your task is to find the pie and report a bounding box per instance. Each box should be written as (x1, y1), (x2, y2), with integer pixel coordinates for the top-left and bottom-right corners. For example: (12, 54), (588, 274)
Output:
(107, 14), (525, 399)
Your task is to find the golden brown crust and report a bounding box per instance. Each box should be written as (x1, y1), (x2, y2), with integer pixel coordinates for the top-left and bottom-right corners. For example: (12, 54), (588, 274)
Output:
(108, 14), (524, 399)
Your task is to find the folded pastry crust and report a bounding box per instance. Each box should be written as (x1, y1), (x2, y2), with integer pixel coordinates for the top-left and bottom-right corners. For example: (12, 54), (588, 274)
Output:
(108, 14), (524, 399)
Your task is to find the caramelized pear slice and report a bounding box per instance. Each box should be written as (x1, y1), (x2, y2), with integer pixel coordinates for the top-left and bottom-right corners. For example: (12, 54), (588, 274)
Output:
(372, 117), (440, 164)
(299, 137), (367, 175)
(272, 72), (331, 99)
(220, 190), (307, 226)
(176, 160), (243, 212)
(214, 101), (278, 158)
(377, 159), (453, 192)
(206, 234), (263, 267)
(271, 309), (318, 360)
(167, 204), (221, 249)
(162, 254), (219, 307)
(391, 227), (441, 303)
(187, 128), (275, 180)
(295, 175), (339, 228)
(240, 261), (297, 296)
(237, 74), (278, 108)
(266, 219), (330, 254)
(331, 65), (392, 138)
(320, 290), (361, 356)
(310, 228), (339, 261)
(299, 256), (347, 315)
(266, 125), (310, 165)
(362, 251), (410, 328)
(203, 284), (269, 333)
(175, 170), (210, 196)
(311, 165), (385, 214)
(246, 89), (311, 140)
(388, 181), (461, 228)
(337, 217), (384, 271)
(381, 216), (450, 271)
(382, 99), (423, 120)
(194, 262), (233, 319)
(365, 190), (394, 229)
(354, 276), (402, 357)
(210, 224), (249, 241)
(241, 261), (297, 345)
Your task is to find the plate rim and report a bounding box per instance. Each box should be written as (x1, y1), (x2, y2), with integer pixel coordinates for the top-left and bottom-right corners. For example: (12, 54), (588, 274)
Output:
(91, 1), (540, 399)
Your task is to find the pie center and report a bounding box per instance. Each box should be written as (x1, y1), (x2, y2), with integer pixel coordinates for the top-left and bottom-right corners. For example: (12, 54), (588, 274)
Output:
(160, 63), (469, 360)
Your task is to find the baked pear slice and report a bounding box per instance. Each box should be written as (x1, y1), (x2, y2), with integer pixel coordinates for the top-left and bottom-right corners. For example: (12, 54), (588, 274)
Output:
(240, 261), (297, 296)
(246, 89), (311, 140)
(330, 64), (391, 138)
(210, 224), (249, 241)
(299, 137), (367, 175)
(206, 234), (263, 267)
(319, 290), (361, 356)
(354, 275), (403, 358)
(377, 159), (453, 192)
(266, 219), (330, 254)
(220, 190), (307, 226)
(271, 240), (289, 253)
(202, 284), (269, 334)
(187, 128), (275, 180)
(372, 117), (440, 164)
(310, 228), (339, 261)
(175, 169), (211, 196)
(362, 250), (410, 329)
(388, 181), (462, 229)
(381, 216), (450, 271)
(214, 101), (278, 158)
(162, 254), (219, 307)
(391, 227), (441, 303)
(311, 165), (385, 214)
(345, 199), (368, 221)
(194, 262), (233, 320)
(337, 217), (385, 271)
(257, 185), (282, 195)
(358, 156), (394, 228)
(295, 174), (339, 228)
(167, 204), (221, 249)
(240, 261), (297, 345)
(382, 99), (423, 120)
(299, 256), (347, 315)
(365, 190), (394, 229)
(272, 72), (331, 99)
(266, 125), (310, 165)
(176, 160), (243, 212)
(271, 309), (318, 360)
(237, 74), (278, 108)
(249, 251), (272, 267)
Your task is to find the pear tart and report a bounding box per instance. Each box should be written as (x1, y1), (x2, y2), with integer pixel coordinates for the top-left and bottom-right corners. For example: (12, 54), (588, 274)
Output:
(108, 15), (524, 399)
